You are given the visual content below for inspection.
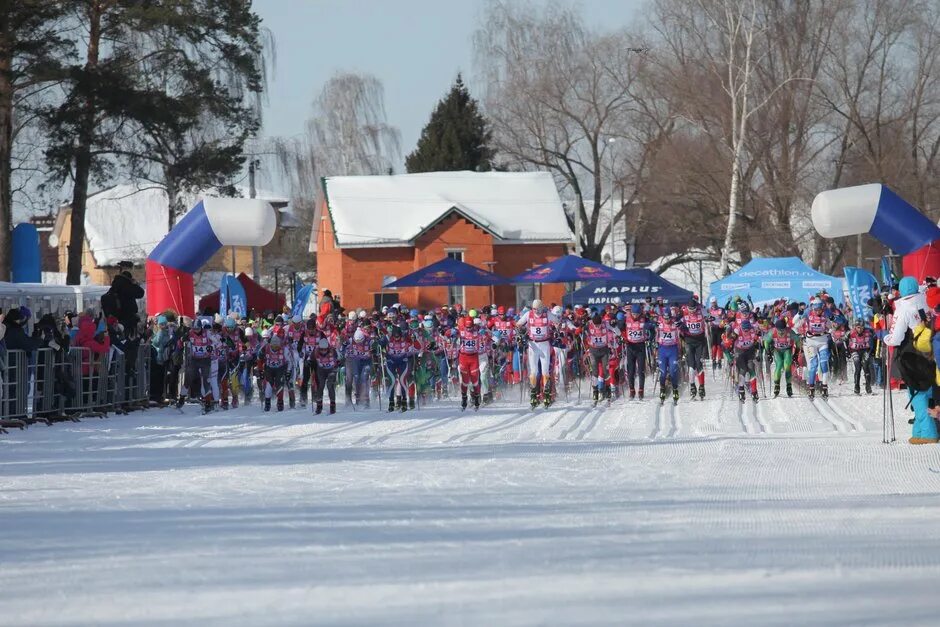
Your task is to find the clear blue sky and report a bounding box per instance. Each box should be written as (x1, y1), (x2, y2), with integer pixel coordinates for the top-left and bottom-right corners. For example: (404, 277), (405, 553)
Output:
(253, 0), (646, 178)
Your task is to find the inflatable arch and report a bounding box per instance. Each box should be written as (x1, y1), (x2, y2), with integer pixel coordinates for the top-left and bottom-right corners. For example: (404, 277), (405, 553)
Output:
(811, 184), (940, 281)
(145, 198), (277, 318)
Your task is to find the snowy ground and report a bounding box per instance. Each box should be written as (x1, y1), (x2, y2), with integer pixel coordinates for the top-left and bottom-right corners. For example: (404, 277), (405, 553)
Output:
(3, 375), (940, 626)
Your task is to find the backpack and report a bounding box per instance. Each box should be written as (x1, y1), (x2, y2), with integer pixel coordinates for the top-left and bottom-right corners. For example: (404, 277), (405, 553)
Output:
(100, 290), (121, 318)
(897, 328), (936, 392)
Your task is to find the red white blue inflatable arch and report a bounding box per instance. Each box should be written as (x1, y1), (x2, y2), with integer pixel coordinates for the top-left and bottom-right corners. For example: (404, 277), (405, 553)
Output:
(811, 184), (940, 280)
(145, 198), (277, 318)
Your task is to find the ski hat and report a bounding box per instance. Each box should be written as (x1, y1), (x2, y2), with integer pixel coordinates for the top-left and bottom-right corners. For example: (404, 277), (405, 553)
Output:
(899, 276), (919, 297)
(358, 310), (368, 319)
(741, 320), (752, 330)
(348, 311), (357, 321)
(292, 315), (303, 324)
(270, 334), (282, 347)
(317, 338), (329, 350)
(630, 304), (643, 315)
(775, 318), (787, 330)
(157, 315), (168, 325)
(551, 305), (563, 316)
(244, 327), (254, 337)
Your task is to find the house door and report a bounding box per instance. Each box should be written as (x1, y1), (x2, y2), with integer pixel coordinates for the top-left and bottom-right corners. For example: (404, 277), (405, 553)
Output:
(374, 292), (399, 310)
(446, 250), (466, 306)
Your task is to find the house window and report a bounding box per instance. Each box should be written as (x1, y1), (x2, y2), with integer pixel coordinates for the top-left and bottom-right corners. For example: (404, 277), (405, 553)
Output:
(446, 250), (465, 306)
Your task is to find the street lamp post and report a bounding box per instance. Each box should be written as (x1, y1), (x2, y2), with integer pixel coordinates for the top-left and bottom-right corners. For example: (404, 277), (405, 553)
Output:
(607, 137), (616, 268)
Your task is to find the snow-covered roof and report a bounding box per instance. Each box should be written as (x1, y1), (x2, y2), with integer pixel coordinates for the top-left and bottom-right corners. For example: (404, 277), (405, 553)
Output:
(323, 171), (572, 248)
(50, 182), (290, 267)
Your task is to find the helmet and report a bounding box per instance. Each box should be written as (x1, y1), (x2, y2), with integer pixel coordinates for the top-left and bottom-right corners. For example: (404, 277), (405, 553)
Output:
(740, 320), (752, 331)
(551, 305), (563, 317)
(532, 299), (543, 311)
(630, 304), (643, 315)
(317, 338), (329, 350)
(497, 306), (506, 316)
(348, 311), (357, 322)
(469, 309), (478, 319)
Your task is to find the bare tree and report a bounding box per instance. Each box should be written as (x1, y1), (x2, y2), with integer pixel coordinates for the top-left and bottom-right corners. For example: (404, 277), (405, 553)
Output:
(474, 0), (668, 263)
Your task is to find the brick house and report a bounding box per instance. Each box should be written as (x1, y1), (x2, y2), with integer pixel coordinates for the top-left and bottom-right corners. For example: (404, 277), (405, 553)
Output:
(49, 183), (290, 287)
(316, 171), (573, 311)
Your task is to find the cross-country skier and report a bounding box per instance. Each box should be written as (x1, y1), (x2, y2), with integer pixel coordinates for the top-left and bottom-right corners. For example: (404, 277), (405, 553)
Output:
(793, 299), (833, 400)
(382, 325), (417, 412)
(516, 299), (559, 408)
(313, 337), (340, 415)
(585, 313), (615, 406)
(261, 334), (288, 412)
(680, 296), (708, 399)
(623, 304), (654, 400)
(847, 319), (874, 395)
(656, 308), (682, 405)
(763, 318), (798, 398)
(732, 319), (760, 403)
(457, 316), (484, 411)
(176, 319), (214, 413)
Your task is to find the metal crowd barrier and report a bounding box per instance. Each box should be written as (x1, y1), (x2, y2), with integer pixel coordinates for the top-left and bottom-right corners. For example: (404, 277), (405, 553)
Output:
(0, 343), (152, 431)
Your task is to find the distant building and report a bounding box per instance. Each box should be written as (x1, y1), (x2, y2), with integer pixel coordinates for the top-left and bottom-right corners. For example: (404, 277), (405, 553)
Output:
(28, 213), (59, 272)
(316, 171), (573, 310)
(49, 183), (291, 287)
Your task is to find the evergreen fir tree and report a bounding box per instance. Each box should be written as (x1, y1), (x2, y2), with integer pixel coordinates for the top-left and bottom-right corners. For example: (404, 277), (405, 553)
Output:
(405, 75), (494, 173)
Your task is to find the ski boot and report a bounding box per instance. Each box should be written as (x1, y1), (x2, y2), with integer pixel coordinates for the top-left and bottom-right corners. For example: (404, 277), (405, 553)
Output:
(264, 398), (271, 412)
(329, 402), (336, 415)
(408, 397), (416, 410)
(346, 394), (354, 407)
(808, 385), (816, 401)
(288, 391), (296, 409)
(854, 385), (861, 396)
(673, 388), (679, 405)
(202, 396), (212, 415)
(530, 388), (539, 409)
(276, 398), (284, 412)
(220, 399), (229, 411)
(738, 386), (746, 403)
(472, 393), (481, 411)
(821, 384), (829, 400)
(866, 383), (872, 395)
(786, 382), (793, 398)
(690, 383), (697, 399)
(176, 395), (186, 410)
(605, 387), (612, 406)
(773, 382), (780, 398)
(315, 402), (323, 415)
(399, 395), (407, 413)
(592, 388), (599, 407)
(231, 397), (239, 409)
(629, 388), (636, 400)
(461, 394), (468, 411)
(387, 399), (395, 413)
(543, 392), (552, 408)
(483, 391), (493, 405)
(752, 391), (759, 403)
(660, 389), (667, 405)
(638, 389), (644, 401)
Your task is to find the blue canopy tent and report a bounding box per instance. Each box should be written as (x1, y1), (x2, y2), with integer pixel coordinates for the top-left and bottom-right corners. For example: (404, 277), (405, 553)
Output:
(384, 257), (509, 287)
(510, 254), (630, 284)
(709, 257), (843, 306)
(563, 269), (693, 307)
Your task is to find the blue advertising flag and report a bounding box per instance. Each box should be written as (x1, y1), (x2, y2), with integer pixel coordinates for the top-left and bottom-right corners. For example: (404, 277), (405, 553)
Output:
(220, 274), (247, 317)
(844, 266), (878, 322)
(880, 257), (894, 288)
(292, 284), (314, 319)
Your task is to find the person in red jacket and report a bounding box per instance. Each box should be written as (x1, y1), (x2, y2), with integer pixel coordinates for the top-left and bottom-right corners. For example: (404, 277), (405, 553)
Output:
(73, 313), (111, 376)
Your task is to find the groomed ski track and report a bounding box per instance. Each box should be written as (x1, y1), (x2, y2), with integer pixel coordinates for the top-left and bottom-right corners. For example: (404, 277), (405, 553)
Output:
(3, 378), (940, 626)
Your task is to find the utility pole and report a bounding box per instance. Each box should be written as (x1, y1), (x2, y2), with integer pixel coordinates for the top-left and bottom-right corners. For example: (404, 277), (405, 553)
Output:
(574, 191), (582, 257)
(607, 138), (616, 267)
(856, 233), (863, 268)
(249, 159), (260, 281)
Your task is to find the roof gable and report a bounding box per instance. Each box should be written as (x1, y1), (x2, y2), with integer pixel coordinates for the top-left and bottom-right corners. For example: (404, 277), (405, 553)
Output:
(323, 171), (572, 248)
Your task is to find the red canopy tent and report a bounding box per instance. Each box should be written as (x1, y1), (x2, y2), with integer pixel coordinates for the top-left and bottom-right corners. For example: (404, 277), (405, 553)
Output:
(198, 272), (286, 314)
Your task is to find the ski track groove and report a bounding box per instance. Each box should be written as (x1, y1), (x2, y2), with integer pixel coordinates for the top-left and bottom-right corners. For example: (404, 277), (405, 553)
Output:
(574, 408), (604, 441)
(559, 407), (593, 440)
(823, 398), (866, 432)
(753, 398), (772, 434)
(814, 398), (855, 433)
(359, 416), (454, 446)
(446, 410), (533, 444)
